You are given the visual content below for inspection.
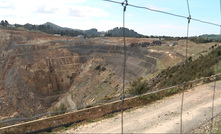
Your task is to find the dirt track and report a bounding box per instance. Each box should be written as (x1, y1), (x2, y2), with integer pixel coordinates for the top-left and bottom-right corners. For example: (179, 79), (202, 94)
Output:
(63, 80), (221, 133)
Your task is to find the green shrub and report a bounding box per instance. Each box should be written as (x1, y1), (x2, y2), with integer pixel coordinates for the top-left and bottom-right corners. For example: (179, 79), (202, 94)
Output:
(139, 95), (151, 102)
(129, 79), (148, 95)
(166, 87), (179, 94)
(101, 67), (106, 71)
(95, 65), (101, 70)
(52, 103), (67, 115)
(148, 93), (157, 99)
(87, 119), (95, 123)
(95, 65), (106, 71)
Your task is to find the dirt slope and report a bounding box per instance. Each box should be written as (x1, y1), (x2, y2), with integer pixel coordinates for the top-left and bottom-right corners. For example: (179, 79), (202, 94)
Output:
(64, 80), (221, 133)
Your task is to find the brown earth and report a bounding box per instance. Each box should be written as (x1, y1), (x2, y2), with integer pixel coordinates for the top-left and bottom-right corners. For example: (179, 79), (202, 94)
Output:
(0, 28), (214, 122)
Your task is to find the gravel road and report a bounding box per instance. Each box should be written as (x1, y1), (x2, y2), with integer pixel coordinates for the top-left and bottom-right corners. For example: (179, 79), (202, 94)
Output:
(63, 80), (221, 133)
(67, 94), (77, 110)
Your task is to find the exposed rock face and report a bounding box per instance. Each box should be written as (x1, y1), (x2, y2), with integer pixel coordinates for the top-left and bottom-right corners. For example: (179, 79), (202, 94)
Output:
(0, 30), (82, 118)
(0, 29), (183, 120)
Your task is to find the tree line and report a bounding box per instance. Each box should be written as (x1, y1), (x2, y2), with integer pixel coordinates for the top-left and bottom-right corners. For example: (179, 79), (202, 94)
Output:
(15, 23), (85, 37)
(0, 20), (85, 37)
(0, 20), (9, 27)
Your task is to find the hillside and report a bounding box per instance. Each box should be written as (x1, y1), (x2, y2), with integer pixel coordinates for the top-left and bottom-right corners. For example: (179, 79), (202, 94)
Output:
(129, 43), (221, 95)
(44, 22), (81, 32)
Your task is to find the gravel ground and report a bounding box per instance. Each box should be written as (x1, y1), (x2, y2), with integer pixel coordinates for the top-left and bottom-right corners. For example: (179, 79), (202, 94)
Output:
(60, 80), (221, 133)
(191, 113), (221, 133)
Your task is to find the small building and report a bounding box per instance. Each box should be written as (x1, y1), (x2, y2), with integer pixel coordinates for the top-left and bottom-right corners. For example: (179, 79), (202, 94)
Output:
(54, 34), (61, 36)
(152, 40), (162, 46)
(77, 35), (84, 39)
(170, 41), (178, 47)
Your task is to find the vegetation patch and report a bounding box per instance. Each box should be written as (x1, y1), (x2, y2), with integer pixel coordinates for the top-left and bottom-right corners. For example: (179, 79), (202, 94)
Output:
(87, 119), (95, 123)
(97, 85), (103, 91)
(137, 45), (221, 94)
(51, 103), (67, 115)
(95, 65), (106, 72)
(104, 114), (114, 119)
(95, 65), (101, 70)
(165, 87), (180, 95)
(129, 77), (149, 95)
(216, 119), (221, 133)
(139, 95), (151, 103)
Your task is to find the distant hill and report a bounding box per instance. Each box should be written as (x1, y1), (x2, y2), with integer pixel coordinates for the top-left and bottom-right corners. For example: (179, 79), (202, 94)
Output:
(44, 22), (144, 37)
(105, 27), (143, 37)
(44, 22), (104, 37)
(200, 34), (220, 41)
(189, 34), (220, 44)
(44, 22), (80, 32)
(9, 21), (143, 37)
(84, 28), (103, 37)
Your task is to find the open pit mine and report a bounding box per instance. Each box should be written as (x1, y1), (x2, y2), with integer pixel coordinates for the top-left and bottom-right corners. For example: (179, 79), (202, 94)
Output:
(0, 29), (183, 122)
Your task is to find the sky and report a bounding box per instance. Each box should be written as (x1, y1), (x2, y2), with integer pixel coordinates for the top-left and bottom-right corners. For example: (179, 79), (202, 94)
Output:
(0, 0), (221, 37)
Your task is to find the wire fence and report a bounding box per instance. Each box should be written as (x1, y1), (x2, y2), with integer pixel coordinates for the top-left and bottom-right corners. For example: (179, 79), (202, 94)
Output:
(104, 0), (221, 133)
(0, 73), (221, 128)
(0, 0), (221, 133)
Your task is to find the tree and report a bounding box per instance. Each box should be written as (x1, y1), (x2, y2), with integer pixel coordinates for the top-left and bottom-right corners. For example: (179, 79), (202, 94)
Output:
(1, 20), (5, 26)
(104, 33), (112, 37)
(4, 20), (9, 26)
(0, 20), (9, 27)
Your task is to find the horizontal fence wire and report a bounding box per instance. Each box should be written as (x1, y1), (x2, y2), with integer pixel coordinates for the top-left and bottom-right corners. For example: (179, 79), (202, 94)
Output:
(103, 0), (221, 27)
(0, 73), (220, 126)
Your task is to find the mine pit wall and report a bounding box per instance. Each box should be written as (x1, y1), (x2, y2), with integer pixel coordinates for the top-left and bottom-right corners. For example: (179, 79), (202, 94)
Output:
(0, 44), (83, 118)
(0, 74), (219, 134)
(16, 51), (81, 97)
(0, 43), (161, 122)
(69, 44), (159, 76)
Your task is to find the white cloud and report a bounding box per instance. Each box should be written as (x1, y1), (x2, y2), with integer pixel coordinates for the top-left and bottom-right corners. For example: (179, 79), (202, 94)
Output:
(67, 6), (109, 18)
(36, 5), (58, 14)
(0, 0), (109, 26)
(0, 0), (13, 9)
(146, 4), (170, 11)
(128, 23), (187, 37)
(56, 19), (121, 31)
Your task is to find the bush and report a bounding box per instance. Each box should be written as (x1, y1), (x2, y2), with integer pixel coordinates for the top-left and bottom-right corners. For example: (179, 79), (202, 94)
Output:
(101, 67), (106, 71)
(166, 87), (179, 95)
(95, 65), (106, 71)
(95, 65), (101, 70)
(139, 95), (151, 102)
(129, 79), (148, 95)
(51, 103), (67, 115)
